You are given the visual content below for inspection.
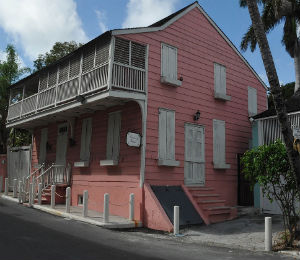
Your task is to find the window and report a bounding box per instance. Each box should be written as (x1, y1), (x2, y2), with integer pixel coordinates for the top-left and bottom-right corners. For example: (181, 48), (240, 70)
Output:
(80, 118), (92, 162)
(158, 108), (179, 166)
(213, 119), (230, 169)
(39, 128), (48, 165)
(214, 63), (231, 101)
(161, 43), (182, 87)
(100, 112), (121, 166)
(248, 86), (257, 116)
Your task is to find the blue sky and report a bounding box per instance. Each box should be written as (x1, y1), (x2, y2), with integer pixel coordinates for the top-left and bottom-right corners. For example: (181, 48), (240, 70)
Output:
(0, 0), (293, 86)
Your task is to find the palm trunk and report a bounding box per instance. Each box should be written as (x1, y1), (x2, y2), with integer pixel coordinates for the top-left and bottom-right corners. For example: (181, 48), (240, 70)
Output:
(294, 45), (300, 93)
(246, 0), (300, 187)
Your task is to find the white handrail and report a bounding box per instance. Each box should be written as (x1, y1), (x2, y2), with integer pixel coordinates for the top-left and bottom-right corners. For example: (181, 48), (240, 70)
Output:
(26, 163), (44, 181)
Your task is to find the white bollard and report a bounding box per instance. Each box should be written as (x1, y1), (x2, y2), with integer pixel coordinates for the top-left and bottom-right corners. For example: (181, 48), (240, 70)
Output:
(173, 206), (180, 236)
(38, 183), (42, 205)
(18, 181), (22, 204)
(129, 193), (134, 221)
(4, 178), (8, 195)
(103, 193), (109, 223)
(51, 185), (56, 209)
(65, 187), (71, 213)
(28, 183), (33, 207)
(13, 179), (17, 198)
(265, 217), (272, 251)
(0, 176), (3, 192)
(83, 190), (88, 217)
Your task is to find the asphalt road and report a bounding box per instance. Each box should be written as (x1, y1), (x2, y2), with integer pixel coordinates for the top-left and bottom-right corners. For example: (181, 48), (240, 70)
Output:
(0, 198), (291, 260)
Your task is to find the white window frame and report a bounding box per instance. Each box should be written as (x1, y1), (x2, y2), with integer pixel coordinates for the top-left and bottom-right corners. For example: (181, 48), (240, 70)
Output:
(100, 111), (121, 166)
(161, 43), (182, 87)
(214, 62), (231, 101)
(248, 86), (257, 116)
(158, 108), (180, 167)
(213, 119), (230, 169)
(74, 117), (92, 168)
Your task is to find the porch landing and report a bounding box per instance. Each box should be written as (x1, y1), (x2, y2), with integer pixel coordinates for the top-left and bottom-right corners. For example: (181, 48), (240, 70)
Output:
(1, 193), (140, 229)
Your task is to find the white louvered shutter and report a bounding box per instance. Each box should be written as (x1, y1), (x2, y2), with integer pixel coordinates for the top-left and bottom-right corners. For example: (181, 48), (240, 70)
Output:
(214, 63), (226, 96)
(213, 119), (226, 166)
(161, 44), (177, 80)
(248, 86), (257, 116)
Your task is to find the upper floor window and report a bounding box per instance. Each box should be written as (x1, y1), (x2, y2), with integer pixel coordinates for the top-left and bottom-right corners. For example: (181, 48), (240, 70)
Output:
(158, 108), (180, 167)
(214, 63), (231, 101)
(161, 43), (182, 87)
(248, 86), (257, 116)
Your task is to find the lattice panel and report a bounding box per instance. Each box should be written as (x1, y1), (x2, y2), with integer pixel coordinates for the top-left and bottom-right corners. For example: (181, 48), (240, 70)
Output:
(69, 54), (81, 78)
(114, 38), (130, 65)
(81, 64), (108, 94)
(57, 78), (79, 102)
(82, 46), (95, 73)
(48, 69), (57, 87)
(95, 40), (110, 67)
(59, 61), (69, 83)
(39, 73), (48, 90)
(131, 42), (146, 69)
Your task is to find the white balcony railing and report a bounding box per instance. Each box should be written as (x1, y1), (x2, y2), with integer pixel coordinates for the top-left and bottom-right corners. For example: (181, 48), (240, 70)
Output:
(7, 37), (146, 122)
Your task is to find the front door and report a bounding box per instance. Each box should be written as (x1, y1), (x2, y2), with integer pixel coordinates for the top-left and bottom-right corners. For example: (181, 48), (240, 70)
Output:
(184, 124), (205, 185)
(56, 123), (68, 166)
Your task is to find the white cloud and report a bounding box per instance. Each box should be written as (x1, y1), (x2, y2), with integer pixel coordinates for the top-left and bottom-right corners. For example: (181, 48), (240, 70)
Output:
(122, 0), (178, 28)
(0, 50), (6, 62)
(95, 10), (108, 33)
(0, 0), (88, 60)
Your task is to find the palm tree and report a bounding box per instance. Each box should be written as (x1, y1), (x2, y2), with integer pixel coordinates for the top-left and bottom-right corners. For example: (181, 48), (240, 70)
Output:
(244, 0), (300, 187)
(240, 0), (300, 93)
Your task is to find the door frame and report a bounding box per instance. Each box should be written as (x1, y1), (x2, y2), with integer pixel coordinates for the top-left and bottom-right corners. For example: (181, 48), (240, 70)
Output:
(184, 123), (205, 186)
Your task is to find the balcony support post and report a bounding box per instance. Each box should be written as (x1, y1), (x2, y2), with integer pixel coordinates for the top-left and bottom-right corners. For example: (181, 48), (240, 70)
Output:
(107, 36), (115, 90)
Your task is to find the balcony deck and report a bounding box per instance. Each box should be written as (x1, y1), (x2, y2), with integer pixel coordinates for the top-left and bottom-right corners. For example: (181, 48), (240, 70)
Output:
(7, 37), (147, 129)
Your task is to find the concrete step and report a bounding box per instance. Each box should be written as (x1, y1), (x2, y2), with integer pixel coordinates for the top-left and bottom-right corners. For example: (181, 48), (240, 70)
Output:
(198, 199), (226, 207)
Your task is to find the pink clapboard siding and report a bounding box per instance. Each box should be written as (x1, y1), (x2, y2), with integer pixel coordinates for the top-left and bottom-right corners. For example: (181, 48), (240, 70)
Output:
(31, 101), (143, 219)
(120, 7), (267, 206)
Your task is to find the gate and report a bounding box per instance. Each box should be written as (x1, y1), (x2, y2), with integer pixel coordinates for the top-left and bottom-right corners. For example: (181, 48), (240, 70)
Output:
(237, 153), (254, 206)
(7, 146), (31, 190)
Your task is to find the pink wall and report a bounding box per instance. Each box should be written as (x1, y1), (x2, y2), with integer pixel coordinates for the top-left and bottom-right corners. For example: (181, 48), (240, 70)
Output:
(121, 7), (267, 206)
(32, 101), (143, 220)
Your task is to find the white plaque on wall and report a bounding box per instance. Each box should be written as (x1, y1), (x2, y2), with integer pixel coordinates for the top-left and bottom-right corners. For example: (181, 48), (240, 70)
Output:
(126, 132), (141, 147)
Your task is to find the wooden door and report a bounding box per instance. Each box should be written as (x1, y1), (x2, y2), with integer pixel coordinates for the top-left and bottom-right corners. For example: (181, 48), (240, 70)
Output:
(184, 124), (205, 185)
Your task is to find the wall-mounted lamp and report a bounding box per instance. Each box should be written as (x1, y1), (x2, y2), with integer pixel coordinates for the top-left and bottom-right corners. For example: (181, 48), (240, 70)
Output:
(194, 110), (201, 121)
(76, 95), (85, 104)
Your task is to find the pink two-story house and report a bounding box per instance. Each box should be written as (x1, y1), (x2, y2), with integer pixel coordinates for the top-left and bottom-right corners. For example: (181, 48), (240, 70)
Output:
(6, 2), (267, 231)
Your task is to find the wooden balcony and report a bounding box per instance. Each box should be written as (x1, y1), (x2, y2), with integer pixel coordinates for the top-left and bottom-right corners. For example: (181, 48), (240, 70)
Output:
(7, 36), (147, 128)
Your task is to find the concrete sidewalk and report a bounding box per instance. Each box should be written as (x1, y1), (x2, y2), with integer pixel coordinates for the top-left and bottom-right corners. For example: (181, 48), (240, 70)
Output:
(180, 214), (284, 251)
(1, 193), (140, 229)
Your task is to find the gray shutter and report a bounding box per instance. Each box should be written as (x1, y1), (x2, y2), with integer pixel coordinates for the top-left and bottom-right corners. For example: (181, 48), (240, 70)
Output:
(161, 44), (177, 79)
(80, 118), (92, 161)
(213, 119), (226, 166)
(214, 63), (226, 96)
(106, 112), (121, 161)
(193, 127), (205, 163)
(248, 86), (257, 116)
(39, 128), (48, 164)
(166, 110), (175, 160)
(112, 112), (121, 161)
(158, 109), (167, 159)
(106, 114), (115, 160)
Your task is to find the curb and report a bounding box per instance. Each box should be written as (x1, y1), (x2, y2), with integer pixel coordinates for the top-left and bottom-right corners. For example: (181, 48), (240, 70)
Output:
(1, 194), (140, 229)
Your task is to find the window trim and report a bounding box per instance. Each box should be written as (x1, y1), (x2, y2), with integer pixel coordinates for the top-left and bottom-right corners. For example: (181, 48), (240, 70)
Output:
(213, 119), (230, 170)
(158, 108), (180, 167)
(160, 43), (182, 87)
(214, 62), (231, 101)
